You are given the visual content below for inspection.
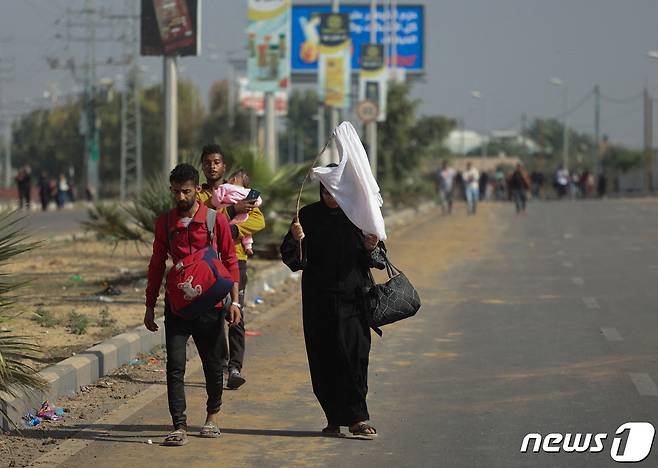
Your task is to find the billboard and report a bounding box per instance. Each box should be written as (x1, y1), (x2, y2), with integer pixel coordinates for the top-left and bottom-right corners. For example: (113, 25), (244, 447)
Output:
(292, 4), (424, 73)
(246, 0), (291, 93)
(239, 78), (288, 116)
(358, 43), (387, 121)
(141, 0), (201, 56)
(318, 13), (351, 108)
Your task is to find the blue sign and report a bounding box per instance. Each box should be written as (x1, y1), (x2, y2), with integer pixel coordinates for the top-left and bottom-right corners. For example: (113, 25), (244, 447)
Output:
(291, 4), (424, 73)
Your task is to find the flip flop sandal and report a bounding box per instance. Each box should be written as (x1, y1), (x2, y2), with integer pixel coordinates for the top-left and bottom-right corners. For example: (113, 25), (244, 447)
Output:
(349, 422), (377, 440)
(321, 425), (344, 438)
(162, 429), (188, 446)
(200, 422), (221, 438)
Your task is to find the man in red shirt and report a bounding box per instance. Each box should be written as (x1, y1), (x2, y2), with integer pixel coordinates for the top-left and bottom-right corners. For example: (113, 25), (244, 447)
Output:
(144, 164), (241, 446)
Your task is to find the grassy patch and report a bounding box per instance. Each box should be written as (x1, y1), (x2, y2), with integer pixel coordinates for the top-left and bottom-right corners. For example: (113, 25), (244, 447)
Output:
(67, 311), (90, 335)
(31, 307), (61, 328)
(97, 307), (117, 328)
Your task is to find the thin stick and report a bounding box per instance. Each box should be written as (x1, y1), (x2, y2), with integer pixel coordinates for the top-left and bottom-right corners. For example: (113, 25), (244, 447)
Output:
(295, 136), (334, 261)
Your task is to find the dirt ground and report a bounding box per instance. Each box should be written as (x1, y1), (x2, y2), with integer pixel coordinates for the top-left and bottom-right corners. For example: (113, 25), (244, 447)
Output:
(2, 237), (277, 370)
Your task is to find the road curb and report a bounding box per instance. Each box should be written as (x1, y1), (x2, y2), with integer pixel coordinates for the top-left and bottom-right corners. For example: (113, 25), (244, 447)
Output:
(0, 202), (436, 431)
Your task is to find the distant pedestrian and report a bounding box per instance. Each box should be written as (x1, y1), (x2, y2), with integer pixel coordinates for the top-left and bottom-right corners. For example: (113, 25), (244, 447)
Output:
(15, 168), (26, 209)
(56, 174), (69, 209)
(530, 170), (544, 199)
(508, 163), (531, 214)
(38, 171), (50, 211)
(597, 173), (607, 198)
(478, 171), (489, 201)
(436, 160), (456, 215)
(554, 165), (569, 199)
(463, 162), (480, 214)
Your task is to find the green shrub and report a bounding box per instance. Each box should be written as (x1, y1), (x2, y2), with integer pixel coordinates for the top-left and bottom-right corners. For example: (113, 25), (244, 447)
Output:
(67, 311), (90, 335)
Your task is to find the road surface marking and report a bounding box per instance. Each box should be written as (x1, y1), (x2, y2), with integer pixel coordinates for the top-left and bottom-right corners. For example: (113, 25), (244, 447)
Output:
(582, 297), (599, 309)
(562, 261), (573, 268)
(601, 327), (622, 341)
(630, 373), (658, 396)
(572, 277), (584, 286)
(563, 233), (574, 239)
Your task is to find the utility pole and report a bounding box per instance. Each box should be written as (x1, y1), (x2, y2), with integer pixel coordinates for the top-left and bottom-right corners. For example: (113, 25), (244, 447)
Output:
(593, 84), (601, 175)
(264, 91), (276, 170)
(520, 112), (528, 159)
(329, 0), (340, 163)
(163, 56), (178, 175)
(109, 0), (143, 200)
(644, 87), (653, 192)
(366, 0), (378, 179)
(0, 49), (14, 189)
(83, 0), (100, 200)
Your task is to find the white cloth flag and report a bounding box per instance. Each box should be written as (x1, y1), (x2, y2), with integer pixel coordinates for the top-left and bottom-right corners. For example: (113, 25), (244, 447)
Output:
(312, 121), (387, 241)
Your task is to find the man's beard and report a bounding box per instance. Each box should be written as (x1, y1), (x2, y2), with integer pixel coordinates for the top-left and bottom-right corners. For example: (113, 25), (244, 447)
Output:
(176, 199), (195, 212)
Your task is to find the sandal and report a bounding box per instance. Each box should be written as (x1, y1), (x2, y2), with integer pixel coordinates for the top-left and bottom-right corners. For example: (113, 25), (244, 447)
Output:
(349, 422), (377, 440)
(162, 429), (188, 446)
(321, 425), (343, 437)
(200, 421), (221, 438)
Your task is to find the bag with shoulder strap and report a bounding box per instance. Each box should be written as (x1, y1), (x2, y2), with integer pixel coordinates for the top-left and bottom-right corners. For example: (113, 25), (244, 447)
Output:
(365, 245), (421, 333)
(165, 208), (234, 319)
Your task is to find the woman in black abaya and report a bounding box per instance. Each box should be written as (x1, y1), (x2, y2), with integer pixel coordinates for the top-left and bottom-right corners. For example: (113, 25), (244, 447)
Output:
(280, 183), (386, 438)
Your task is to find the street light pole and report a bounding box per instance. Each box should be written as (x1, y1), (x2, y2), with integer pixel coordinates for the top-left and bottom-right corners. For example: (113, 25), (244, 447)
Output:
(367, 0), (378, 179)
(550, 77), (569, 170)
(470, 90), (486, 159)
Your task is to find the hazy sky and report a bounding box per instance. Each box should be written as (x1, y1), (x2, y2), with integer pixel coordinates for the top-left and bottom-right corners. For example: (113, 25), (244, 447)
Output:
(1, 0), (658, 149)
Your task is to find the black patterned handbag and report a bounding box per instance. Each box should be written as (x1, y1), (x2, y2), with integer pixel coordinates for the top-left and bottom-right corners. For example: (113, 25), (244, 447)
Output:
(365, 248), (421, 334)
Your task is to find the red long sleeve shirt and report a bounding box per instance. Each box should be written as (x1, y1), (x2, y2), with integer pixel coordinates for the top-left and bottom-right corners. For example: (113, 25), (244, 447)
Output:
(145, 203), (240, 309)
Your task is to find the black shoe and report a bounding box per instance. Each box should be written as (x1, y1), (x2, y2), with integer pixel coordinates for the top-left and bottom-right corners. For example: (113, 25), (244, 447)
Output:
(227, 369), (246, 389)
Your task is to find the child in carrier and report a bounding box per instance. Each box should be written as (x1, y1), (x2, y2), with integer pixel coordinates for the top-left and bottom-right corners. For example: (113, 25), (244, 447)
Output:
(211, 169), (262, 256)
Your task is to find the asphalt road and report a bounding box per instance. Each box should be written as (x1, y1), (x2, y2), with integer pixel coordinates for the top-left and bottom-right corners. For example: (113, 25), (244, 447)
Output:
(33, 198), (658, 467)
(15, 206), (89, 239)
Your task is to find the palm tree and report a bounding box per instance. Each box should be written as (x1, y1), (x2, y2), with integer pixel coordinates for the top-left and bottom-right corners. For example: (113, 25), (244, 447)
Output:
(0, 211), (46, 428)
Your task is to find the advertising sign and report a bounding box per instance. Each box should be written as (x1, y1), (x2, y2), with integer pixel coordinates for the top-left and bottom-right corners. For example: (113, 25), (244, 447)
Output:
(292, 4), (424, 73)
(239, 78), (288, 116)
(141, 0), (201, 56)
(246, 0), (291, 93)
(318, 12), (351, 108)
(358, 43), (387, 121)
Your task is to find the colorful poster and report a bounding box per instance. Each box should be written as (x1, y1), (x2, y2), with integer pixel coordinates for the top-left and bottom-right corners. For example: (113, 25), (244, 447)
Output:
(358, 44), (387, 121)
(292, 4), (424, 73)
(238, 78), (288, 116)
(318, 12), (351, 108)
(246, 0), (291, 93)
(141, 0), (201, 56)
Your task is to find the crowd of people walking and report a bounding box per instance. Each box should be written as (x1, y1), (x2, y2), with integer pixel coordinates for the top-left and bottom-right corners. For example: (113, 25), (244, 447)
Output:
(15, 165), (77, 210)
(435, 159), (609, 216)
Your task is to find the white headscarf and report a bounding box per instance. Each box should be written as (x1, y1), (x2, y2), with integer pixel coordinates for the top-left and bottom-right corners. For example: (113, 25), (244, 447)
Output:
(312, 121), (387, 241)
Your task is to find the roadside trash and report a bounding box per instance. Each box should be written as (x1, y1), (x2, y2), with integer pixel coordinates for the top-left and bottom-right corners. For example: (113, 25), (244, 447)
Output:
(263, 283), (274, 293)
(97, 296), (114, 303)
(96, 380), (113, 389)
(37, 402), (64, 421)
(146, 357), (160, 364)
(254, 296), (264, 305)
(129, 358), (145, 365)
(23, 413), (42, 427)
(146, 439), (153, 445)
(94, 284), (122, 296)
(69, 274), (82, 282)
(80, 385), (92, 393)
(245, 330), (262, 337)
